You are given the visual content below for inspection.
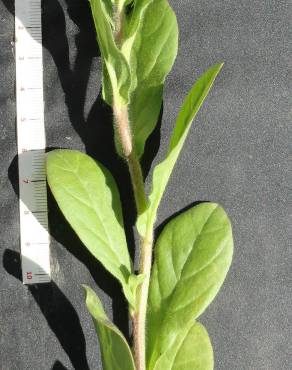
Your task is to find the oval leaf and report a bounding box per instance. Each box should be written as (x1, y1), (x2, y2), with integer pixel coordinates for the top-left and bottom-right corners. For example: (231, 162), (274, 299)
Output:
(46, 150), (135, 304)
(150, 320), (213, 370)
(137, 63), (223, 237)
(172, 322), (213, 370)
(83, 285), (136, 370)
(147, 203), (233, 368)
(125, 0), (178, 157)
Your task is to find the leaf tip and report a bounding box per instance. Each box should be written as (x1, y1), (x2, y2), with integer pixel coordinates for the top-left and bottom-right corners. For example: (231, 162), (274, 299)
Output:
(81, 284), (92, 302)
(214, 62), (224, 75)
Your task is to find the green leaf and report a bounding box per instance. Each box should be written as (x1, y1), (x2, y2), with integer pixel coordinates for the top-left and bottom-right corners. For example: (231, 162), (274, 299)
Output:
(172, 322), (213, 370)
(137, 63), (223, 237)
(101, 0), (114, 21)
(46, 149), (136, 306)
(83, 285), (136, 370)
(128, 273), (145, 302)
(149, 320), (213, 370)
(125, 0), (178, 157)
(129, 85), (163, 157)
(147, 203), (233, 369)
(95, 0), (177, 157)
(89, 0), (131, 105)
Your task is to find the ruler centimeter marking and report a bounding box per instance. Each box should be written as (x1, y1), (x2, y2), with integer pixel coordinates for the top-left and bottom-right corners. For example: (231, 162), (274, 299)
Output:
(15, 0), (51, 284)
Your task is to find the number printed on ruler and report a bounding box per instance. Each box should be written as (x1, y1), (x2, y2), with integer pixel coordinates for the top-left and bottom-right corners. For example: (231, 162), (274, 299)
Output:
(15, 0), (51, 284)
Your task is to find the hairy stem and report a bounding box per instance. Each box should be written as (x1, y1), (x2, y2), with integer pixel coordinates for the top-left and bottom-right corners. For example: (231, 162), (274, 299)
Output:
(127, 151), (148, 215)
(113, 103), (147, 213)
(112, 104), (133, 157)
(113, 102), (152, 370)
(133, 232), (153, 370)
(113, 4), (152, 370)
(114, 1), (124, 46)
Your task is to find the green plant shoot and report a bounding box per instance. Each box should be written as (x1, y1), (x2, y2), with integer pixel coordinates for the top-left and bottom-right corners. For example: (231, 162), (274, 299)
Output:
(46, 1), (233, 369)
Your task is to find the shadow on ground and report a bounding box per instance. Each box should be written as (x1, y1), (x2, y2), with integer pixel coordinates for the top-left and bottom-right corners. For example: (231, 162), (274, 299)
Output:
(3, 249), (87, 370)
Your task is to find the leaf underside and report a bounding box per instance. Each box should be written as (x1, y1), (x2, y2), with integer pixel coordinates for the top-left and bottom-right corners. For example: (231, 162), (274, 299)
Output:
(147, 202), (233, 369)
(151, 320), (214, 370)
(83, 285), (136, 370)
(126, 0), (178, 158)
(171, 321), (214, 370)
(46, 150), (136, 305)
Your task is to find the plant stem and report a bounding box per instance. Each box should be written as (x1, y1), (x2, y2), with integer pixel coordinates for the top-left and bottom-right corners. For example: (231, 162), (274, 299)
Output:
(133, 232), (153, 370)
(113, 101), (153, 370)
(127, 152), (148, 215)
(112, 103), (147, 214)
(114, 0), (124, 46)
(113, 5), (152, 370)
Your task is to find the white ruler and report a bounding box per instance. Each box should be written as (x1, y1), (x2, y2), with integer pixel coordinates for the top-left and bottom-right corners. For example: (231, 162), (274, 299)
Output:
(15, 0), (51, 284)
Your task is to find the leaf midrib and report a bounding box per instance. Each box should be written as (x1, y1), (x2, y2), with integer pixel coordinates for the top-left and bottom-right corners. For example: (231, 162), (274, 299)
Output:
(156, 205), (218, 303)
(137, 10), (172, 84)
(51, 158), (127, 271)
(149, 206), (222, 367)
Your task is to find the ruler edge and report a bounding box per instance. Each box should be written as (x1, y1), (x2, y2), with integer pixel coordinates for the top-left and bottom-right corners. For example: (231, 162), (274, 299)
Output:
(15, 0), (51, 285)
